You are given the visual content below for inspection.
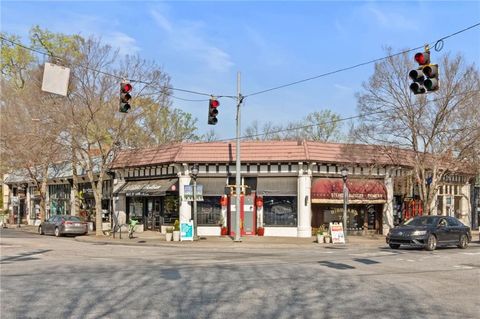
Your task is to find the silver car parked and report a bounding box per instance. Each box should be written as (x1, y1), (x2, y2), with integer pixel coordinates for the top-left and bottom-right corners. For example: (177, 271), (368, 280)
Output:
(38, 215), (88, 237)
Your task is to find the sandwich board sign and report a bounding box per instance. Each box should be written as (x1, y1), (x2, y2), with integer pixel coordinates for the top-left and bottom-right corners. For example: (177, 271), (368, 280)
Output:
(329, 222), (346, 244)
(181, 220), (193, 241)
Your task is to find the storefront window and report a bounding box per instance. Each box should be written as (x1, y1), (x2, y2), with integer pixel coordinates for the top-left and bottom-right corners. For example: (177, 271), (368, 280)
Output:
(129, 197), (144, 222)
(197, 196), (222, 225)
(263, 196), (297, 226)
(162, 195), (179, 224)
(30, 200), (41, 220)
(316, 204), (381, 231)
(48, 184), (71, 216)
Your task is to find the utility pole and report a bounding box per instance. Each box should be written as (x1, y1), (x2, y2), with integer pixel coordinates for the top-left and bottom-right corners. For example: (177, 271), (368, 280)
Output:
(234, 72), (243, 242)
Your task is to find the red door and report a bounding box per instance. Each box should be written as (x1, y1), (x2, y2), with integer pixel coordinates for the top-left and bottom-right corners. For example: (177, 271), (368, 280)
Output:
(227, 194), (256, 236)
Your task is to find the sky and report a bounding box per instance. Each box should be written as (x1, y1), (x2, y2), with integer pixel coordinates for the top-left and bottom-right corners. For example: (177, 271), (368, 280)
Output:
(1, 0), (480, 140)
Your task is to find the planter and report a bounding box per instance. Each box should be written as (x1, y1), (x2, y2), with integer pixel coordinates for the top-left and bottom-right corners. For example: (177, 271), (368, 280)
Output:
(221, 227), (228, 236)
(173, 230), (180, 241)
(324, 236), (331, 244)
(316, 234), (324, 243)
(165, 232), (173, 241)
(257, 227), (265, 236)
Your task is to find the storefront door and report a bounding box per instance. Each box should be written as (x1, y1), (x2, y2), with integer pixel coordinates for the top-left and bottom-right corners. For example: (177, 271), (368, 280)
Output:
(146, 198), (161, 230)
(228, 194), (256, 236)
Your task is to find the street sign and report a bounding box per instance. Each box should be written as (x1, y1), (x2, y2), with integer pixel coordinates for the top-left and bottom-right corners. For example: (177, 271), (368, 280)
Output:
(184, 185), (204, 201)
(42, 62), (71, 96)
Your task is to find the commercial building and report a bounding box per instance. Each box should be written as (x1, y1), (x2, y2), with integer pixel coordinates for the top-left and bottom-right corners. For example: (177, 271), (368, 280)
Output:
(3, 141), (476, 236)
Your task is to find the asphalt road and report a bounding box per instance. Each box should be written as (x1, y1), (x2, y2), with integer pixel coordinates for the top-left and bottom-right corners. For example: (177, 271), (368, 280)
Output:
(1, 228), (479, 319)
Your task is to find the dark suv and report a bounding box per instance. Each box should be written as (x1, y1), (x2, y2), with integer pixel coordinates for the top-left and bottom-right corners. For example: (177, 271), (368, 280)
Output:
(386, 215), (471, 251)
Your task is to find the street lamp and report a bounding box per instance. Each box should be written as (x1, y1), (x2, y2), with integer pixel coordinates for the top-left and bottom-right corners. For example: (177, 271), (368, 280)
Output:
(190, 164), (199, 240)
(341, 167), (348, 241)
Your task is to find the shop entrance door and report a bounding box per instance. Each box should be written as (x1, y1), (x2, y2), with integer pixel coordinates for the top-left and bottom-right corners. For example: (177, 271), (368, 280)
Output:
(146, 198), (161, 230)
(228, 194), (256, 236)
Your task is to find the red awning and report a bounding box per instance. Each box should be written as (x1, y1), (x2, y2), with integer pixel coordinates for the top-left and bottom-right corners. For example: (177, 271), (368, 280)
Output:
(311, 178), (387, 204)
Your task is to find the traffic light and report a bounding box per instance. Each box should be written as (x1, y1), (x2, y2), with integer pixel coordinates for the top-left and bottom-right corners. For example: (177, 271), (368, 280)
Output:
(119, 82), (132, 113)
(409, 49), (439, 94)
(409, 51), (430, 95)
(208, 98), (219, 125)
(423, 64), (439, 92)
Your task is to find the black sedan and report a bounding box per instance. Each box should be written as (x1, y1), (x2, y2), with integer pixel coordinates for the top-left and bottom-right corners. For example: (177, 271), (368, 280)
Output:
(386, 215), (471, 251)
(38, 215), (88, 237)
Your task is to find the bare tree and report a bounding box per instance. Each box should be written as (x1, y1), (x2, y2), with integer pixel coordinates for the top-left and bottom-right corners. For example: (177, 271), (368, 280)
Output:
(243, 110), (344, 141)
(354, 48), (480, 214)
(2, 27), (200, 234)
(202, 129), (219, 142)
(1, 62), (69, 221)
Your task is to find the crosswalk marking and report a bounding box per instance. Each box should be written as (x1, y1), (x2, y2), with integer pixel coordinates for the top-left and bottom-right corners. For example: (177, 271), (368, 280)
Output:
(349, 251), (396, 257)
(453, 265), (474, 269)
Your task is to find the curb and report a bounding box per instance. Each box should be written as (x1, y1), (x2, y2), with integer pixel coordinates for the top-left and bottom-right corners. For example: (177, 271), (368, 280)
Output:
(73, 235), (389, 249)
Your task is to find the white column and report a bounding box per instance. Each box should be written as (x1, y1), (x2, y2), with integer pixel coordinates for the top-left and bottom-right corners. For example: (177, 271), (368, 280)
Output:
(178, 171), (192, 225)
(460, 184), (471, 225)
(383, 171), (394, 235)
(70, 184), (76, 216)
(441, 193), (447, 215)
(26, 187), (32, 225)
(297, 163), (312, 238)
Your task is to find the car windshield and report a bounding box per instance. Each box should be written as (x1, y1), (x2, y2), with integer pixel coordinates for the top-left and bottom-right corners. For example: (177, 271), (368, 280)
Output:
(64, 216), (82, 222)
(404, 216), (437, 226)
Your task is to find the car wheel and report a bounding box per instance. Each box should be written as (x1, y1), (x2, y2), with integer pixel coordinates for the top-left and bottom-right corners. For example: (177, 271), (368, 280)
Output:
(425, 234), (437, 251)
(389, 244), (400, 249)
(457, 234), (468, 249)
(38, 226), (44, 235)
(54, 227), (61, 237)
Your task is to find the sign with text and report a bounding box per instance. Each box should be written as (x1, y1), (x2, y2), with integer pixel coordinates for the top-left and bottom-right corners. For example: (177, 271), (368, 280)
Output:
(329, 222), (345, 244)
(180, 220), (194, 241)
(183, 185), (204, 201)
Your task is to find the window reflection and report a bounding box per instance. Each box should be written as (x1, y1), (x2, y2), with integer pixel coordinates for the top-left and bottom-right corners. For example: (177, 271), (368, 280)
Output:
(263, 196), (297, 226)
(197, 196), (222, 225)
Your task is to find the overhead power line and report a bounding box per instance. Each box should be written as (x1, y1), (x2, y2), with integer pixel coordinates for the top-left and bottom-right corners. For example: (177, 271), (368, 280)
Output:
(205, 88), (480, 143)
(244, 22), (480, 98)
(1, 21), (479, 102)
(0, 35), (214, 98)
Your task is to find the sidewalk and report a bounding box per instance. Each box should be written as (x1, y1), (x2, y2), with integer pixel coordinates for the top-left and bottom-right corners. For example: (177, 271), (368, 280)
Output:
(75, 233), (389, 249)
(9, 224), (389, 249)
(8, 224), (479, 249)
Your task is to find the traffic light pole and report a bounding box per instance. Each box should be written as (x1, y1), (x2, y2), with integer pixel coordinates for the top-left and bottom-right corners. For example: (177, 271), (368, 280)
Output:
(234, 72), (243, 242)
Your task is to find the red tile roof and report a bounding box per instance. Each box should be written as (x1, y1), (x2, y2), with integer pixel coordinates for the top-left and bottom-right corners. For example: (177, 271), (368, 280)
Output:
(111, 140), (414, 169)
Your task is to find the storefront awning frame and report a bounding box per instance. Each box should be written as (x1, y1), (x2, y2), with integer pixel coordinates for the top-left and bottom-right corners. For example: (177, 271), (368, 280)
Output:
(311, 178), (387, 204)
(114, 178), (178, 197)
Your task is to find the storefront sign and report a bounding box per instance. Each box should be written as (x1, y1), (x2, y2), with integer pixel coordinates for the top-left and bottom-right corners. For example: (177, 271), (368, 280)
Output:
(311, 178), (387, 203)
(329, 222), (345, 244)
(181, 220), (193, 241)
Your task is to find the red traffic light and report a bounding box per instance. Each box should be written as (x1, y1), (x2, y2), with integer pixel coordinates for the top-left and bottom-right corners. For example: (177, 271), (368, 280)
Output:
(121, 83), (132, 93)
(414, 52), (430, 65)
(210, 99), (219, 108)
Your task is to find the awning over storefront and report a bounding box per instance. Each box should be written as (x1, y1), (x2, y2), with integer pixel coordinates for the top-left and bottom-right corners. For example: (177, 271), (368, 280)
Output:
(311, 178), (387, 204)
(257, 177), (297, 196)
(115, 179), (178, 197)
(196, 178), (228, 196)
